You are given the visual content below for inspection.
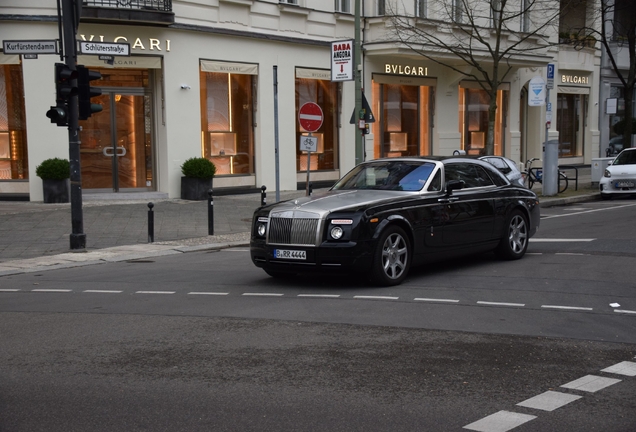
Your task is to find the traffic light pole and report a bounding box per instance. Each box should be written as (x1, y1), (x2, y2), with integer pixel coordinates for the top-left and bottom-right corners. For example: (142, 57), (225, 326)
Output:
(61, 0), (86, 250)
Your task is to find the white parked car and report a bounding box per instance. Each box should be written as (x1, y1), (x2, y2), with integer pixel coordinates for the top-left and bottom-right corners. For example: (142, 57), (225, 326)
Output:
(599, 147), (636, 200)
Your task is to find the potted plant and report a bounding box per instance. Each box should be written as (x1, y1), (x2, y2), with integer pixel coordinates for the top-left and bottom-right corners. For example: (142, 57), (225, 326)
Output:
(35, 157), (70, 203)
(180, 157), (216, 200)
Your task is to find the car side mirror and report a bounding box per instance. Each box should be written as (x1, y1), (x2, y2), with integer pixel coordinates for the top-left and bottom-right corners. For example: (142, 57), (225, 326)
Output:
(446, 180), (464, 194)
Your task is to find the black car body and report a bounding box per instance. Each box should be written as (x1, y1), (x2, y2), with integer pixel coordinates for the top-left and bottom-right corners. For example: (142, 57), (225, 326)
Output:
(250, 157), (540, 286)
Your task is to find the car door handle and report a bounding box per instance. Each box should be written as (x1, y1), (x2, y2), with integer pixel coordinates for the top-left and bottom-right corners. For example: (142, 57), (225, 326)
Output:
(438, 197), (459, 203)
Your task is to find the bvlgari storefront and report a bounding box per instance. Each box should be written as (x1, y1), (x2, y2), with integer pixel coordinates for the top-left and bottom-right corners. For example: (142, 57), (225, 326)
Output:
(366, 59), (510, 160)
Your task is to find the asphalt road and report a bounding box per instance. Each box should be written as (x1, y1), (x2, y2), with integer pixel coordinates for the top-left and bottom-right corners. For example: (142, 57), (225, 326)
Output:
(1, 199), (635, 431)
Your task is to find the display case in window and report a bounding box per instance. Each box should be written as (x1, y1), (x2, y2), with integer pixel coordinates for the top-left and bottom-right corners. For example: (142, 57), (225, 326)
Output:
(389, 132), (407, 152)
(209, 132), (236, 156)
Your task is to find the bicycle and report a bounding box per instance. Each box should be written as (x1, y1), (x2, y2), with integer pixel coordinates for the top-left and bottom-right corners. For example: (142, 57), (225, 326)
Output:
(523, 158), (568, 193)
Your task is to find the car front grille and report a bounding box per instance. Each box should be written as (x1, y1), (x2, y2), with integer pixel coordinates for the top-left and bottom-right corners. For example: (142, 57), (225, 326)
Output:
(268, 217), (320, 246)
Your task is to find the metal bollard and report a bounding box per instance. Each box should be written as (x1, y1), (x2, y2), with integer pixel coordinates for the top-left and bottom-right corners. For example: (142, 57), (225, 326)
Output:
(147, 202), (154, 243)
(208, 189), (214, 236)
(309, 182), (313, 196)
(260, 185), (267, 206)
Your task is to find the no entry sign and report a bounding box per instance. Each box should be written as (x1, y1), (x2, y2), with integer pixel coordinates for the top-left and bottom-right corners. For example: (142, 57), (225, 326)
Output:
(298, 102), (323, 132)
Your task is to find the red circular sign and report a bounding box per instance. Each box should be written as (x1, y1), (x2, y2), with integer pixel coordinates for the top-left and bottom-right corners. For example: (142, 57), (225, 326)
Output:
(298, 102), (324, 132)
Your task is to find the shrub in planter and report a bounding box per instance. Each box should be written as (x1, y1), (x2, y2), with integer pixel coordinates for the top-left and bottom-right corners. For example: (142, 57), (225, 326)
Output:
(180, 157), (216, 200)
(35, 158), (70, 204)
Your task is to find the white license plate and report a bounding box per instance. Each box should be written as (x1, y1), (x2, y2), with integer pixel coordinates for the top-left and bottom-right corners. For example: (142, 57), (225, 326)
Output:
(274, 249), (306, 260)
(615, 181), (634, 188)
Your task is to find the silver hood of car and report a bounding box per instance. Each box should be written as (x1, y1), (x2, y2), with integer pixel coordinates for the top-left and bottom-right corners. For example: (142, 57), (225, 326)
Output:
(268, 189), (410, 219)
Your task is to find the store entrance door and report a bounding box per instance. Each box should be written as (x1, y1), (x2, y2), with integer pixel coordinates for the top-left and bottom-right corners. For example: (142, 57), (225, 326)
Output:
(79, 90), (153, 192)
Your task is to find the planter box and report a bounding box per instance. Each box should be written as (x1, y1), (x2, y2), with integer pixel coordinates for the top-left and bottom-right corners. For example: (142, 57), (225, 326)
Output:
(181, 176), (213, 200)
(42, 178), (70, 203)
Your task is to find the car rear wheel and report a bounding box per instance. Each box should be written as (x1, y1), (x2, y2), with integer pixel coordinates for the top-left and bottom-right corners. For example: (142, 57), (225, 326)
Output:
(369, 225), (411, 286)
(494, 209), (529, 260)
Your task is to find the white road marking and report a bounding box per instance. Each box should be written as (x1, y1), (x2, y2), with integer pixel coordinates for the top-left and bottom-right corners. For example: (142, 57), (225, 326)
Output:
(188, 292), (229, 296)
(297, 294), (340, 298)
(516, 391), (582, 412)
(615, 309), (636, 315)
(530, 238), (595, 242)
(463, 410), (536, 431)
(414, 298), (460, 303)
(135, 291), (175, 294)
(526, 252), (543, 255)
(0, 289), (20, 292)
(555, 253), (588, 256)
(242, 293), (284, 297)
(83, 290), (122, 294)
(477, 301), (525, 307)
(354, 295), (399, 300)
(560, 375), (621, 393)
(32, 289), (71, 293)
(541, 202), (636, 219)
(601, 361), (636, 377)
(541, 305), (593, 311)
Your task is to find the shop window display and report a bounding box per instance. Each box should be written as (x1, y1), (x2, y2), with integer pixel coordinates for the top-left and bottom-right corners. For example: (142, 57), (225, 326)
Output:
(458, 87), (506, 156)
(0, 65), (28, 180)
(295, 74), (339, 172)
(372, 81), (432, 159)
(200, 71), (254, 175)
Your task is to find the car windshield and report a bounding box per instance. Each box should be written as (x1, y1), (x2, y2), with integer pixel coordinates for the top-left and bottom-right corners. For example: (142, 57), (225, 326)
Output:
(332, 161), (436, 191)
(613, 150), (636, 166)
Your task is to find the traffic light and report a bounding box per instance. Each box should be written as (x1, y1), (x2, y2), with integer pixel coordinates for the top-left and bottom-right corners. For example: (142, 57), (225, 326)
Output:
(77, 65), (103, 120)
(46, 63), (77, 127)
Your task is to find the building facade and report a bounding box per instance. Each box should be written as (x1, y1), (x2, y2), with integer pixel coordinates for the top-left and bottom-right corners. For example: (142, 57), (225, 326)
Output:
(0, 0), (602, 201)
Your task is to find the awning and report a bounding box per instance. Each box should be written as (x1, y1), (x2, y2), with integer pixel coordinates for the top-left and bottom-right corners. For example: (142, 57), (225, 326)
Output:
(200, 60), (258, 75)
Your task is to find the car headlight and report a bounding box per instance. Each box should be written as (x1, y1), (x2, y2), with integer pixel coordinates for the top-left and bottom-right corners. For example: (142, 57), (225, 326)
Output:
(604, 169), (611, 178)
(330, 226), (344, 240)
(328, 219), (353, 241)
(256, 217), (268, 237)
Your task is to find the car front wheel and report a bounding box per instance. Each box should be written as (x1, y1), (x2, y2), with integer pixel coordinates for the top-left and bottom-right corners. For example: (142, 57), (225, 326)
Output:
(369, 225), (411, 286)
(494, 210), (529, 260)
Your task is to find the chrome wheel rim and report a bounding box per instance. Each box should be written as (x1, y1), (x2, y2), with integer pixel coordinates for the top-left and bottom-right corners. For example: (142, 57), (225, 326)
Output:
(381, 233), (408, 280)
(508, 215), (528, 254)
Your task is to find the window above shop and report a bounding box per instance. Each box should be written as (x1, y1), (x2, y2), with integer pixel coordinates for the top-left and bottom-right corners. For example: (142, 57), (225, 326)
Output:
(81, 0), (175, 25)
(335, 0), (351, 14)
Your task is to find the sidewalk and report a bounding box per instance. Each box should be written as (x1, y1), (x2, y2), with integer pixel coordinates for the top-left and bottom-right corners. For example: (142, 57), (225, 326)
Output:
(0, 168), (599, 276)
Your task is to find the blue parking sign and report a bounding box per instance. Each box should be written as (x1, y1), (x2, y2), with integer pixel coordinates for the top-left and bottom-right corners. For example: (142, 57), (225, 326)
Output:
(547, 63), (555, 79)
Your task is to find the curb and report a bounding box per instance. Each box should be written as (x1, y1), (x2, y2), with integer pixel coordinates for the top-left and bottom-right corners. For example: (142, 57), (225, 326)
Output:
(539, 193), (600, 208)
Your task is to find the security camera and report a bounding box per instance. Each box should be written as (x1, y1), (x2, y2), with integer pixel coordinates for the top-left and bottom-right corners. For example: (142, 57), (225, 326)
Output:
(180, 84), (191, 90)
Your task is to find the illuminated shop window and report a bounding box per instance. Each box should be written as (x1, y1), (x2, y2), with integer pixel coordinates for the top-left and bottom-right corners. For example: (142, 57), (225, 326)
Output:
(295, 69), (339, 172)
(556, 93), (586, 157)
(458, 86), (507, 156)
(0, 64), (28, 180)
(200, 63), (256, 176)
(371, 79), (433, 159)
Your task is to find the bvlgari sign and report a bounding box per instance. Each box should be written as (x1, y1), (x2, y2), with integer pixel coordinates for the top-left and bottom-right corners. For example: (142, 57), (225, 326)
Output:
(385, 64), (428, 76)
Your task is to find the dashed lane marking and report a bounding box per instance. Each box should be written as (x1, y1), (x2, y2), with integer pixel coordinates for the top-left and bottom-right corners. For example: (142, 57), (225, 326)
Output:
(477, 301), (525, 307)
(297, 294), (341, 298)
(83, 290), (123, 294)
(135, 291), (175, 294)
(541, 202), (636, 219)
(414, 298), (460, 303)
(354, 295), (399, 300)
(516, 391), (582, 412)
(0, 288), (20, 292)
(242, 293), (284, 297)
(188, 292), (229, 296)
(463, 410), (536, 432)
(615, 309), (636, 315)
(601, 361), (636, 377)
(31, 289), (71, 293)
(529, 238), (595, 242)
(560, 375), (621, 393)
(541, 305), (593, 311)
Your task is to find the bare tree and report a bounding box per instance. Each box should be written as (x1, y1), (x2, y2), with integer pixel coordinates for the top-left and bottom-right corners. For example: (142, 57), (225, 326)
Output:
(583, 0), (635, 147)
(387, 0), (562, 155)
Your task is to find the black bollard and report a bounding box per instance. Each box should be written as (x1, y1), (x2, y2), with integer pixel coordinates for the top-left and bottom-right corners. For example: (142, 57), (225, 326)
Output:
(309, 182), (313, 196)
(147, 202), (154, 243)
(208, 189), (214, 236)
(260, 185), (267, 206)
